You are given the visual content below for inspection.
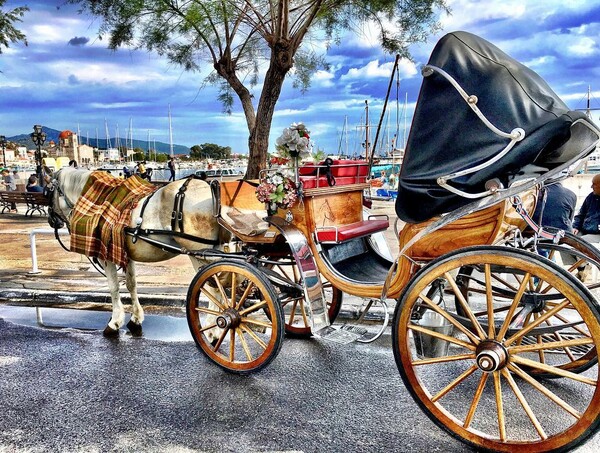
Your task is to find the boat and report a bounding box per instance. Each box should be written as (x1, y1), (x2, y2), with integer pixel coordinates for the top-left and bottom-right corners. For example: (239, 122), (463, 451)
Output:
(194, 168), (244, 181)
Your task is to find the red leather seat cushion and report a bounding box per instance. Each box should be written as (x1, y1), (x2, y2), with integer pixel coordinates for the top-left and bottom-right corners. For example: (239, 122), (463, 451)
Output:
(300, 176), (329, 189)
(316, 219), (389, 243)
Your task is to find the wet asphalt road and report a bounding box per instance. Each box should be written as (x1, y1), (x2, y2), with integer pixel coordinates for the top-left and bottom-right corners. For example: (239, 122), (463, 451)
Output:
(0, 308), (599, 453)
(0, 308), (467, 453)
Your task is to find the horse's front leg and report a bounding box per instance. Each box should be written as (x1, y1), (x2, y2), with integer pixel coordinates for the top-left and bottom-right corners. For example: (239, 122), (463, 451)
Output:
(103, 261), (126, 337)
(124, 260), (144, 336)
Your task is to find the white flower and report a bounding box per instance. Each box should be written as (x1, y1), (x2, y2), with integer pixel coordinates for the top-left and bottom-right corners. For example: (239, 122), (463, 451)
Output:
(296, 136), (309, 154)
(274, 122), (312, 159)
(276, 128), (299, 148)
(271, 173), (284, 185)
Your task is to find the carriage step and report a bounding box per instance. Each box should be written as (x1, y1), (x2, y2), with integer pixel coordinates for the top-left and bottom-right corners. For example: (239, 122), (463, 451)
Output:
(316, 324), (369, 344)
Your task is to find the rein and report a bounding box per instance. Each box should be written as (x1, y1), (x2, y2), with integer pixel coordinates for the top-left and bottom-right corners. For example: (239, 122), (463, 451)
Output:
(47, 174), (74, 252)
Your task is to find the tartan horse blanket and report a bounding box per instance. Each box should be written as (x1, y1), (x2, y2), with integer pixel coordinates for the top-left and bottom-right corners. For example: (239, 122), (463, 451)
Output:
(70, 171), (157, 268)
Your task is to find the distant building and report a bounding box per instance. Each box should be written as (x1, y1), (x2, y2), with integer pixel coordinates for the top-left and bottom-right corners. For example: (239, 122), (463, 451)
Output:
(57, 130), (94, 166)
(58, 130), (78, 161)
(78, 144), (94, 166)
(2, 149), (16, 163)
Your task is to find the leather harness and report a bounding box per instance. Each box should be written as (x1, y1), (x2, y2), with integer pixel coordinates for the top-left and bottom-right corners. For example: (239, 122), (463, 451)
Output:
(124, 175), (220, 249)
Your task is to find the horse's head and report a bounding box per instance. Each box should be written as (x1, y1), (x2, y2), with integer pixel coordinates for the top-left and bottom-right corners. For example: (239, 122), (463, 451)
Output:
(45, 167), (90, 230)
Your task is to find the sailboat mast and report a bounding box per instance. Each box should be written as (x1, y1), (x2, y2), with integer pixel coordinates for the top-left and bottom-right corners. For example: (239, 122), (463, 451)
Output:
(345, 115), (348, 156)
(128, 118), (133, 163)
(168, 104), (174, 158)
(365, 100), (370, 161)
(587, 85), (592, 118)
(403, 92), (408, 148)
(395, 64), (400, 145)
(104, 119), (112, 149)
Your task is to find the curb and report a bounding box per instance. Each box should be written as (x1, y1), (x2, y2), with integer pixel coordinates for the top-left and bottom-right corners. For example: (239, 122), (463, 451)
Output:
(0, 288), (389, 322)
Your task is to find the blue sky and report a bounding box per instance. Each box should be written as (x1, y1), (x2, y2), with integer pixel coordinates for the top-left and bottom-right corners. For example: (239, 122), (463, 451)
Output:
(2, 0), (600, 156)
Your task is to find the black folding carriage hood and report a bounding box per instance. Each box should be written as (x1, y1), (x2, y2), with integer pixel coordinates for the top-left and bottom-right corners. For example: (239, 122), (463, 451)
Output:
(396, 31), (598, 223)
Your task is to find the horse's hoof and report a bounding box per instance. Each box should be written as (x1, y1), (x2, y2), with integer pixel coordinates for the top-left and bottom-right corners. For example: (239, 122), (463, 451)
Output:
(126, 319), (143, 337)
(103, 325), (120, 337)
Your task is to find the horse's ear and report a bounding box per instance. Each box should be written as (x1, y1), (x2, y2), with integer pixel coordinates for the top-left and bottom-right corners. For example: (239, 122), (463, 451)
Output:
(43, 165), (54, 177)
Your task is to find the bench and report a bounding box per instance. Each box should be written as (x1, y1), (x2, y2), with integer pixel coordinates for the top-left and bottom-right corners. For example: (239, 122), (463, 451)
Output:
(316, 217), (389, 244)
(0, 191), (50, 216)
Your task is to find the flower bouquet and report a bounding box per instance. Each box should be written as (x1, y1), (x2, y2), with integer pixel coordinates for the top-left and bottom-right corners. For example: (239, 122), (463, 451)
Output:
(275, 122), (311, 159)
(256, 171), (298, 215)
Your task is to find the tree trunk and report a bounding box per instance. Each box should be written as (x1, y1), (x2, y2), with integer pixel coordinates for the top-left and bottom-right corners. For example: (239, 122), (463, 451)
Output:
(246, 41), (294, 179)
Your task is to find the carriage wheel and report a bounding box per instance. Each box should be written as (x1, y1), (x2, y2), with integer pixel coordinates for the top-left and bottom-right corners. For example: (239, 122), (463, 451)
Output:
(186, 261), (284, 374)
(527, 231), (600, 374)
(393, 246), (600, 452)
(484, 230), (600, 375)
(264, 256), (343, 337)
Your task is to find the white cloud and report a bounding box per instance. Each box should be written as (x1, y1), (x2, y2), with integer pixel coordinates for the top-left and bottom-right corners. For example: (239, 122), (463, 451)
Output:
(274, 108), (309, 117)
(313, 69), (335, 87)
(568, 37), (598, 57)
(341, 59), (417, 81)
(49, 62), (167, 85)
(89, 102), (147, 109)
(442, 0), (528, 29)
(524, 55), (557, 68)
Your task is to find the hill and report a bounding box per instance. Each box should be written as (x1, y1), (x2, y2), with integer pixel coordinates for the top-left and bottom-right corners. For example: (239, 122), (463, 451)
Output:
(8, 126), (190, 155)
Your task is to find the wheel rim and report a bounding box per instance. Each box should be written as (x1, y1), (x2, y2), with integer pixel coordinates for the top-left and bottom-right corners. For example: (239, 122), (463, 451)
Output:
(393, 247), (600, 452)
(265, 256), (343, 336)
(505, 231), (600, 374)
(186, 261), (284, 373)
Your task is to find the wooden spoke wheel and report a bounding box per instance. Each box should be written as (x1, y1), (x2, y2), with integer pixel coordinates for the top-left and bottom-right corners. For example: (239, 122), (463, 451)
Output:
(262, 256), (343, 337)
(492, 230), (600, 375)
(534, 229), (600, 292)
(393, 246), (600, 452)
(186, 260), (284, 374)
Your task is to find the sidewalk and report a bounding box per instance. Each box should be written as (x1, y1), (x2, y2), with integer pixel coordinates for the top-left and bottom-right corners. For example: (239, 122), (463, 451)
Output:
(0, 200), (401, 319)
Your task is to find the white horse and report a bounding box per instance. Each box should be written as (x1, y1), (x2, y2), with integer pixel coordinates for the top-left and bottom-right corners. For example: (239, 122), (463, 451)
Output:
(46, 167), (224, 336)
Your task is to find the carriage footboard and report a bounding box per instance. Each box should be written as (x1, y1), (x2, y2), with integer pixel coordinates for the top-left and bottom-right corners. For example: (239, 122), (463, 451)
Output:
(320, 237), (393, 284)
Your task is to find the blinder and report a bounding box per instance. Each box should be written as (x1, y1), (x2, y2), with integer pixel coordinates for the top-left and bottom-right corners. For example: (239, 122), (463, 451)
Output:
(45, 178), (66, 230)
(47, 206), (65, 230)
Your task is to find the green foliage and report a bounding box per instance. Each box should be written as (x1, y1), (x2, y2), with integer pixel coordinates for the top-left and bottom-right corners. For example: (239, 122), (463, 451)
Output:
(133, 150), (145, 161)
(190, 143), (232, 160)
(68, 0), (448, 178)
(0, 0), (29, 54)
(312, 148), (326, 163)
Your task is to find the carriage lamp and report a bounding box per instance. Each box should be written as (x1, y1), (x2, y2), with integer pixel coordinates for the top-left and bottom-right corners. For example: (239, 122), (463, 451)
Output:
(0, 135), (6, 167)
(30, 125), (47, 187)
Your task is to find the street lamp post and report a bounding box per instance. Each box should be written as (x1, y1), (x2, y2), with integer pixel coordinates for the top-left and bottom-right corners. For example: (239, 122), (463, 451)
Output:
(30, 125), (47, 187)
(0, 135), (6, 167)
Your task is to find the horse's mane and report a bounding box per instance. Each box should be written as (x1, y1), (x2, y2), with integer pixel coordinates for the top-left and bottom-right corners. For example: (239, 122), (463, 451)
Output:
(56, 167), (92, 200)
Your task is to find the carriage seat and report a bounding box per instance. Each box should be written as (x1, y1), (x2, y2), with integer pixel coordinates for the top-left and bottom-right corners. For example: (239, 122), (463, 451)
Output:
(220, 206), (269, 237)
(316, 217), (389, 244)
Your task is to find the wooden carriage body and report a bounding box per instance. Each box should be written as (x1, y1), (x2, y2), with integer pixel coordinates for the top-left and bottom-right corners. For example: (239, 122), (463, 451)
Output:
(217, 164), (537, 301)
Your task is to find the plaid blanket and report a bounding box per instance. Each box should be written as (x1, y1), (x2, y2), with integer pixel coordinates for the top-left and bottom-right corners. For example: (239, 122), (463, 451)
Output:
(70, 172), (157, 268)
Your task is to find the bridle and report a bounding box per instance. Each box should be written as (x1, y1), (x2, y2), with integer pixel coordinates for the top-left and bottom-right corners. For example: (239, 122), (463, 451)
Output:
(45, 171), (76, 250)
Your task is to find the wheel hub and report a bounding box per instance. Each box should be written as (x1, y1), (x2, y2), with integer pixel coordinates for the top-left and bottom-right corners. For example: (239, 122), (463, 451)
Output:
(475, 340), (508, 372)
(216, 308), (241, 329)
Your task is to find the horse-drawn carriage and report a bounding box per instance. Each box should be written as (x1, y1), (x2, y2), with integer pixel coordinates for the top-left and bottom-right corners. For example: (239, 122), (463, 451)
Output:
(47, 32), (600, 452)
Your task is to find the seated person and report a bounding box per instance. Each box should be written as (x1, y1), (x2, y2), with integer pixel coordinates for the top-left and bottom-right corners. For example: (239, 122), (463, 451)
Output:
(533, 182), (577, 232)
(573, 174), (600, 242)
(26, 175), (44, 192)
